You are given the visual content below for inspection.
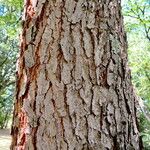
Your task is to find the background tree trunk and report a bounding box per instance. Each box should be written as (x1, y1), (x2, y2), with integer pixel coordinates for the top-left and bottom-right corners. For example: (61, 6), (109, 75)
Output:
(11, 0), (143, 149)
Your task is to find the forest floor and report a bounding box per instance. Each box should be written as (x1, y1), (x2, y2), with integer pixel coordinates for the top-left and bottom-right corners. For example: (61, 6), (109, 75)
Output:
(0, 129), (11, 150)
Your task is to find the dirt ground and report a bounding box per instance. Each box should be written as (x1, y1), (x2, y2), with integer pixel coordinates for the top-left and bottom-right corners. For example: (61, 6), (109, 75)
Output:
(0, 129), (11, 150)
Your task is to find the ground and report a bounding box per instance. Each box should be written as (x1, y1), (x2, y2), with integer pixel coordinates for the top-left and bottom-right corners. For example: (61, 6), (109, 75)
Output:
(0, 129), (11, 150)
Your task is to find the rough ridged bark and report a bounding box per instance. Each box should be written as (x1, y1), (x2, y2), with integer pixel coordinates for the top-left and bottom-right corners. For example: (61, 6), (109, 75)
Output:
(11, 0), (143, 149)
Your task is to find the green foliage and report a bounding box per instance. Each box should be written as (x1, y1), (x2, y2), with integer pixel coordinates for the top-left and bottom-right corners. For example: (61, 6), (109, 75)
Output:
(128, 33), (150, 101)
(123, 0), (150, 39)
(139, 112), (150, 150)
(0, 0), (22, 128)
(122, 0), (150, 149)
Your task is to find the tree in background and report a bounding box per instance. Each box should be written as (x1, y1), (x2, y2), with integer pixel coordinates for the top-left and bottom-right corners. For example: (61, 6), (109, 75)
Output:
(123, 0), (150, 149)
(11, 0), (142, 149)
(0, 0), (22, 128)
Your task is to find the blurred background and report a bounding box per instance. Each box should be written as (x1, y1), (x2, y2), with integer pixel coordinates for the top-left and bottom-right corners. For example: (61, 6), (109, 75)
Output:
(0, 0), (149, 149)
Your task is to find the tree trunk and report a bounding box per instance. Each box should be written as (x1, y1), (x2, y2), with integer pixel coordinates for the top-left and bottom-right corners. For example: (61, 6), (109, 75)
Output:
(11, 0), (143, 149)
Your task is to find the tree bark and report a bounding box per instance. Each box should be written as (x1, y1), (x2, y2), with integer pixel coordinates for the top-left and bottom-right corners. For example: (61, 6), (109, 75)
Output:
(11, 0), (143, 149)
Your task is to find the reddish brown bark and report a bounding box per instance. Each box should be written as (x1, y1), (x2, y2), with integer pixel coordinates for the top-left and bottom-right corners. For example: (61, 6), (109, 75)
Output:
(11, 0), (143, 149)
